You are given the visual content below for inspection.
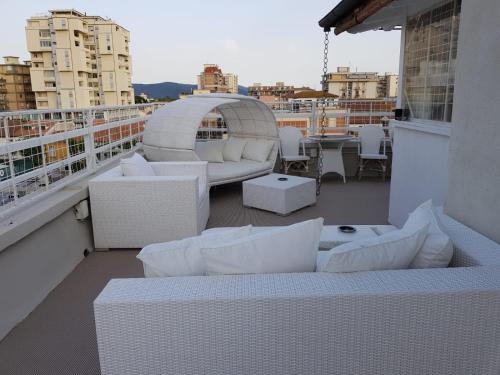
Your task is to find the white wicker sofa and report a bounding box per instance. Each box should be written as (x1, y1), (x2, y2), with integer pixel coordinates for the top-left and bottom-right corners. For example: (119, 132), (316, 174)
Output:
(143, 94), (280, 186)
(89, 161), (209, 249)
(94, 212), (500, 375)
(195, 137), (279, 186)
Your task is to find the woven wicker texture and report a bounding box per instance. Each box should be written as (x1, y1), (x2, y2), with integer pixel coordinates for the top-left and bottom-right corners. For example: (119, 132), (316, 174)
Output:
(89, 162), (209, 249)
(95, 267), (500, 375)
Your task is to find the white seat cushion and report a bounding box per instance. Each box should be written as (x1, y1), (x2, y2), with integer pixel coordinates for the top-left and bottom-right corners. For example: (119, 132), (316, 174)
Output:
(403, 200), (453, 269)
(120, 153), (156, 176)
(360, 153), (387, 160)
(208, 159), (273, 183)
(202, 218), (324, 275)
(136, 225), (252, 277)
(317, 221), (429, 273)
(223, 137), (247, 162)
(242, 139), (274, 162)
(281, 155), (310, 161)
(195, 140), (225, 163)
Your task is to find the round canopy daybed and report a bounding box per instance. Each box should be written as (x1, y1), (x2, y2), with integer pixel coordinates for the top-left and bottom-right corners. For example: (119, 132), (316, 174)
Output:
(143, 94), (280, 186)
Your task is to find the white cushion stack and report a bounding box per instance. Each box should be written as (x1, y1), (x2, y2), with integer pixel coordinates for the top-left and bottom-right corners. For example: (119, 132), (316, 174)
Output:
(195, 140), (225, 163)
(317, 200), (453, 273)
(316, 221), (429, 273)
(242, 139), (274, 162)
(120, 153), (155, 176)
(137, 226), (252, 277)
(222, 137), (247, 162)
(404, 200), (454, 269)
(202, 218), (323, 275)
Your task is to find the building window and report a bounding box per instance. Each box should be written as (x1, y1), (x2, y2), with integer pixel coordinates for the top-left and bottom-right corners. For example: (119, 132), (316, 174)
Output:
(403, 0), (461, 122)
(109, 72), (114, 90)
(40, 40), (52, 48)
(64, 50), (71, 68)
(39, 30), (51, 38)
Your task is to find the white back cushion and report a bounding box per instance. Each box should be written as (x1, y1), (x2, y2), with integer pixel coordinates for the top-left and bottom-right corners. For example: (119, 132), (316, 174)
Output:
(120, 153), (155, 176)
(195, 140), (225, 163)
(137, 226), (252, 277)
(403, 200), (453, 269)
(223, 137), (247, 162)
(202, 218), (323, 275)
(317, 222), (429, 273)
(242, 139), (274, 162)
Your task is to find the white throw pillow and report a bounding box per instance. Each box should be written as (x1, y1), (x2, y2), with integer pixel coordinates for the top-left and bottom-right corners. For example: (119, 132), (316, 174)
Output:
(223, 137), (247, 162)
(242, 139), (274, 162)
(317, 221), (429, 273)
(120, 153), (155, 176)
(137, 225), (252, 277)
(201, 218), (324, 275)
(195, 141), (225, 163)
(403, 200), (453, 269)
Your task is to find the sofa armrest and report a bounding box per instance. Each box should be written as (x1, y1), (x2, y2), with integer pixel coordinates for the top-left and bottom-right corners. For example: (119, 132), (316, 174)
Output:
(89, 175), (200, 248)
(149, 161), (208, 191)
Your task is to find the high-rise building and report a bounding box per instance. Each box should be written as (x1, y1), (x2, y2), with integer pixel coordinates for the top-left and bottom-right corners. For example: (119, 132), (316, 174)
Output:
(197, 64), (238, 94)
(25, 9), (134, 109)
(0, 56), (36, 111)
(326, 67), (398, 99)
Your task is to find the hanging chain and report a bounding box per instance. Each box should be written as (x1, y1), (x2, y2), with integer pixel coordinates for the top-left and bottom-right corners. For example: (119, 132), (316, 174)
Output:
(320, 30), (330, 138)
(316, 30), (330, 195)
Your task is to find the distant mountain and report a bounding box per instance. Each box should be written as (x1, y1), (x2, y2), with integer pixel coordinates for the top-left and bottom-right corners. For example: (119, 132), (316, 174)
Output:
(133, 82), (248, 99)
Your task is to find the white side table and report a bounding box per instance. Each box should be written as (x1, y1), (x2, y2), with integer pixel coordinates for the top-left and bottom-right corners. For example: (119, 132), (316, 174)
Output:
(243, 173), (316, 215)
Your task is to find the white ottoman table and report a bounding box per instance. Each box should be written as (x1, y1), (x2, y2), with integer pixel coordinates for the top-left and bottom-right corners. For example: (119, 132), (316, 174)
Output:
(243, 173), (316, 215)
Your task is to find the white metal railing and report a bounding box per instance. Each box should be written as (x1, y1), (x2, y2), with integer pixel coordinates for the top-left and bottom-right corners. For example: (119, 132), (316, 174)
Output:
(0, 98), (395, 218)
(196, 99), (396, 138)
(0, 103), (164, 219)
(269, 98), (397, 136)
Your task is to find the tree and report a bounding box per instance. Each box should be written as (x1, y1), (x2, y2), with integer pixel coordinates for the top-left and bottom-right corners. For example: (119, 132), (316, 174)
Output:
(134, 95), (148, 104)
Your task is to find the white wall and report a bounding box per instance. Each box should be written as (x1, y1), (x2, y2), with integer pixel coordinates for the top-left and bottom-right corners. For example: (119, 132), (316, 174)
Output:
(388, 121), (450, 226)
(0, 205), (93, 340)
(444, 0), (500, 243)
(388, 16), (452, 226)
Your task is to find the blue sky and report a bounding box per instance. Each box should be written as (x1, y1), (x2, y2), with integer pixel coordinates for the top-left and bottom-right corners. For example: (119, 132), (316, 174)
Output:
(1, 0), (401, 88)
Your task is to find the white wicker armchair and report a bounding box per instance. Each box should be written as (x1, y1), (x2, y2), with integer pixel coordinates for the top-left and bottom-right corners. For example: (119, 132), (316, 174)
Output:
(89, 161), (209, 249)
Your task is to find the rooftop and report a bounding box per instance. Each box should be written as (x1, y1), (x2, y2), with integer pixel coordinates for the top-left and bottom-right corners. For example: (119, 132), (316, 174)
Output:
(0, 177), (389, 375)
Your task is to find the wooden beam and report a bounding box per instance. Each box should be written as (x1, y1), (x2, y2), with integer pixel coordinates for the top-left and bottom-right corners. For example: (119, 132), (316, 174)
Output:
(334, 0), (394, 35)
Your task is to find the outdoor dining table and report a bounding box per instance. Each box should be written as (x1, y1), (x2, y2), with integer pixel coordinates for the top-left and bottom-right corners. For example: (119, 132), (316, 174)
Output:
(306, 134), (354, 184)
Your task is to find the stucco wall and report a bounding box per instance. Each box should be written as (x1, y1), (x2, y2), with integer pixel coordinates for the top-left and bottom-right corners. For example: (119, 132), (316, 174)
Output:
(444, 0), (500, 243)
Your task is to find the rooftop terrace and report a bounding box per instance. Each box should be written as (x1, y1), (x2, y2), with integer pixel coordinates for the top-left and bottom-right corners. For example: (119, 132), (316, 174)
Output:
(0, 177), (389, 375)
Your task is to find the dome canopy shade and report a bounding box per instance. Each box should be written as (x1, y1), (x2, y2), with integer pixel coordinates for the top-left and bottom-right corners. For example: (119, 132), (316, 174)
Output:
(143, 94), (279, 152)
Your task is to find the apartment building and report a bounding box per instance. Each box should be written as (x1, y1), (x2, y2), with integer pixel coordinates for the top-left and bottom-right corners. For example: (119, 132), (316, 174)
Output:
(197, 64), (238, 94)
(326, 67), (398, 99)
(248, 82), (295, 99)
(0, 56), (36, 111)
(377, 73), (398, 98)
(25, 9), (134, 109)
